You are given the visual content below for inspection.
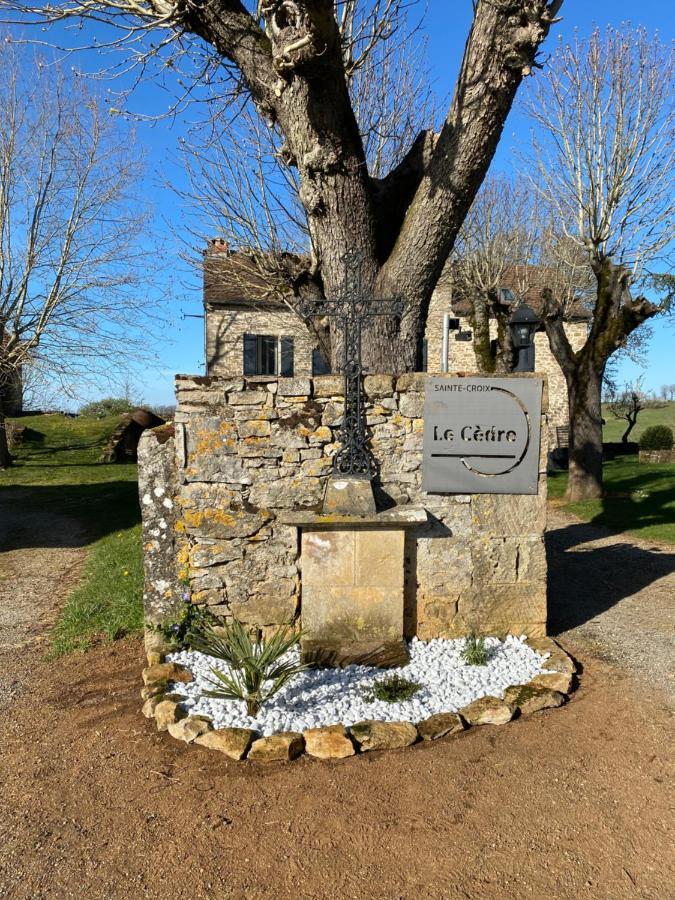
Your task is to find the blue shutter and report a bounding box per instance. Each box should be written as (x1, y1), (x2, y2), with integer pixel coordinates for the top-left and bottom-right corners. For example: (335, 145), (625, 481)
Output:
(243, 334), (257, 375)
(280, 337), (294, 376)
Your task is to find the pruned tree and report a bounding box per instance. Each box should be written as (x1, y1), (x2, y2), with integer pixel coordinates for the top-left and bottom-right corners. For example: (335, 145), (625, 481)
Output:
(525, 26), (675, 500)
(607, 378), (647, 445)
(0, 42), (151, 467)
(1, 0), (564, 374)
(175, 4), (437, 361)
(447, 175), (540, 374)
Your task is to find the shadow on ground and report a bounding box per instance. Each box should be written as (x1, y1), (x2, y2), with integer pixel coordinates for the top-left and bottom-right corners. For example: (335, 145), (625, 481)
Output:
(546, 519), (675, 633)
(0, 482), (140, 550)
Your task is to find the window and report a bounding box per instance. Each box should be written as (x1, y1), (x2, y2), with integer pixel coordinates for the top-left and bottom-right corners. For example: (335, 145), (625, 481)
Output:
(312, 347), (331, 375)
(243, 334), (294, 376)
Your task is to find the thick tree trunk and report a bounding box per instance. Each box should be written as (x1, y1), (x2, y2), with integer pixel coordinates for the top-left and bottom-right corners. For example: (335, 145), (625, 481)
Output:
(189, 1), (562, 374)
(566, 362), (604, 500)
(542, 260), (659, 502)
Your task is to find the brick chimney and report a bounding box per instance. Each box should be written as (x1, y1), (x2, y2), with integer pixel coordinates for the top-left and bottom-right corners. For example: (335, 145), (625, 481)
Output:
(207, 237), (230, 254)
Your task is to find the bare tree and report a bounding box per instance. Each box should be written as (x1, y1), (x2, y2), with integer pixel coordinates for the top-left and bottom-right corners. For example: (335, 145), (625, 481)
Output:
(447, 175), (540, 374)
(0, 43), (152, 467)
(0, 0), (564, 374)
(524, 26), (675, 500)
(607, 378), (647, 445)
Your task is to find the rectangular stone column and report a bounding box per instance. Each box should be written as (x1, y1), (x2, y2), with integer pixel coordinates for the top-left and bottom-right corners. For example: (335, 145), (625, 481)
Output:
(300, 528), (407, 667)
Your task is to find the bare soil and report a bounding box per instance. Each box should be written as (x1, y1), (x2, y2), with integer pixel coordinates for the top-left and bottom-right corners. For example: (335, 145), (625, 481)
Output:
(0, 500), (673, 900)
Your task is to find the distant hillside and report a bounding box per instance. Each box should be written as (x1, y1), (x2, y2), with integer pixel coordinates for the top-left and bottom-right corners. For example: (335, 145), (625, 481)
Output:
(602, 401), (675, 443)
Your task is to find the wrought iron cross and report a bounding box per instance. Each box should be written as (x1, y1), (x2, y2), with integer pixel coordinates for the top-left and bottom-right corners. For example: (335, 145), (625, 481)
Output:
(298, 250), (404, 477)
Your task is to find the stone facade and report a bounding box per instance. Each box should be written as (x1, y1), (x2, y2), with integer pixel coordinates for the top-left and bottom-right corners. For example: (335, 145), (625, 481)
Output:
(139, 372), (549, 643)
(206, 305), (316, 377)
(207, 286), (586, 450)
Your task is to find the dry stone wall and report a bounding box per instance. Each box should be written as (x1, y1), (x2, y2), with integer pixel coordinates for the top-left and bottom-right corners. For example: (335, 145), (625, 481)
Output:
(139, 373), (549, 644)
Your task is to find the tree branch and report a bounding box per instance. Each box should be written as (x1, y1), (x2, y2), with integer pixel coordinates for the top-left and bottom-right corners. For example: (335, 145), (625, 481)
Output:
(381, 0), (563, 308)
(541, 286), (577, 375)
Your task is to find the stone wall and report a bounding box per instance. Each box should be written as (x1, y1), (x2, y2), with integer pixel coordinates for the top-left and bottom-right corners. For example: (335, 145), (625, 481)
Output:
(139, 373), (549, 644)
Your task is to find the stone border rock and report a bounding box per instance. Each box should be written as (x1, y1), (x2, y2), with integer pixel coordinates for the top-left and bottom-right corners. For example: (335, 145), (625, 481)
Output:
(140, 638), (576, 762)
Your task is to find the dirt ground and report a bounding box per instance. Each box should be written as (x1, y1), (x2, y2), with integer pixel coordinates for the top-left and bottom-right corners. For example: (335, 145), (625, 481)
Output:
(0, 497), (673, 900)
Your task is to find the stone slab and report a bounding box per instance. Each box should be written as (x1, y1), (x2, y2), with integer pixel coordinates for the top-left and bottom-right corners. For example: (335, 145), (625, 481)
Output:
(300, 528), (406, 666)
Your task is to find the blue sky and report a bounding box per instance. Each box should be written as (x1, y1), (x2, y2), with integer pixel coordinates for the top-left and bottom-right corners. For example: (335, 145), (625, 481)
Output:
(10, 1), (674, 406)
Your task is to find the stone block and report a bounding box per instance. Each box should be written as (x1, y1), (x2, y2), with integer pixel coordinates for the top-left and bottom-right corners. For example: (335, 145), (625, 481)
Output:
(189, 542), (243, 568)
(303, 725), (355, 759)
(458, 584), (547, 631)
(530, 671), (574, 694)
(248, 476), (323, 509)
(517, 537), (547, 583)
(179, 506), (272, 541)
(350, 720), (418, 751)
(278, 377), (312, 397)
(395, 373), (426, 392)
(364, 374), (394, 398)
(167, 715), (212, 743)
(399, 393), (425, 418)
(248, 732), (304, 762)
(503, 683), (565, 716)
(229, 590), (298, 626)
(472, 493), (546, 537)
(417, 712), (465, 741)
(302, 531), (355, 588)
(239, 420), (271, 438)
(142, 662), (193, 687)
(227, 391), (267, 406)
(302, 457), (333, 477)
(195, 728), (256, 760)
(459, 696), (514, 726)
(355, 530), (405, 589)
(154, 699), (186, 732)
(470, 538), (519, 585)
(313, 375), (344, 397)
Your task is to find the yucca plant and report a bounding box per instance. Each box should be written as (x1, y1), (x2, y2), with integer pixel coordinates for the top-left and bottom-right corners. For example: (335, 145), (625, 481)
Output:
(190, 619), (307, 717)
(461, 631), (489, 666)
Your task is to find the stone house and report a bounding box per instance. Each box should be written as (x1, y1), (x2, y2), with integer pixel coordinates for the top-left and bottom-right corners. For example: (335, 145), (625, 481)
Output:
(203, 240), (590, 445)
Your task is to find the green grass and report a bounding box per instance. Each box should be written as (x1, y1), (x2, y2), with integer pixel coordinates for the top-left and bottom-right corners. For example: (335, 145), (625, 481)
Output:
(2, 413), (143, 655)
(602, 401), (675, 443)
(549, 455), (675, 545)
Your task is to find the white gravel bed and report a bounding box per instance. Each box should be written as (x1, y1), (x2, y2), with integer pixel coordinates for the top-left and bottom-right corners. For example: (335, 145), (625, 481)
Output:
(167, 635), (551, 736)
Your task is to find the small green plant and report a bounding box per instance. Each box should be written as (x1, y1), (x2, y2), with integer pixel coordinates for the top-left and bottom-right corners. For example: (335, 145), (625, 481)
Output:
(461, 631), (489, 666)
(639, 425), (674, 451)
(362, 673), (421, 704)
(151, 599), (217, 651)
(190, 619), (307, 717)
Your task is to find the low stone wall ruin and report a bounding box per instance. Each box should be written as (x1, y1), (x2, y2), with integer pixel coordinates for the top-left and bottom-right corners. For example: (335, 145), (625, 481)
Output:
(138, 373), (549, 644)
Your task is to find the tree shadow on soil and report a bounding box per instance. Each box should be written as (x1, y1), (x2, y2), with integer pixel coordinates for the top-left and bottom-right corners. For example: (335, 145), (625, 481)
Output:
(0, 482), (140, 551)
(546, 520), (675, 633)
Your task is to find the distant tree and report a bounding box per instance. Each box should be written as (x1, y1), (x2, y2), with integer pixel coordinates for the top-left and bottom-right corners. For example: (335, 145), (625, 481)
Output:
(525, 27), (675, 500)
(607, 380), (647, 445)
(0, 43), (151, 467)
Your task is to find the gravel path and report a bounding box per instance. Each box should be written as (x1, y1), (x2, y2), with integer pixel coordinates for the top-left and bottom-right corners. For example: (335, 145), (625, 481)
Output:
(547, 506), (675, 703)
(0, 490), (87, 706)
